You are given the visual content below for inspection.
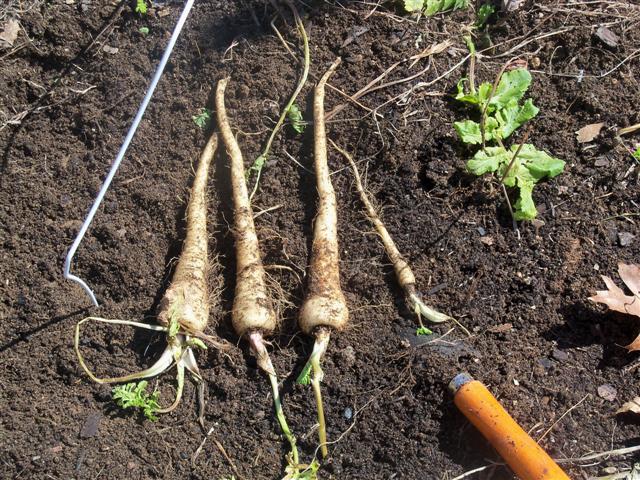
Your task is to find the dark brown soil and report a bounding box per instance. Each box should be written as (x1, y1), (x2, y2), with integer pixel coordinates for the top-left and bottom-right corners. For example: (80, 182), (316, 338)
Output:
(1, 1), (639, 479)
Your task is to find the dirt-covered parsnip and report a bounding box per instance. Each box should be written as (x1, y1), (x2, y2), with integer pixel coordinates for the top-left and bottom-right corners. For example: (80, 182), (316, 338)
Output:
(297, 58), (346, 459)
(75, 133), (223, 423)
(216, 79), (314, 479)
(331, 140), (455, 335)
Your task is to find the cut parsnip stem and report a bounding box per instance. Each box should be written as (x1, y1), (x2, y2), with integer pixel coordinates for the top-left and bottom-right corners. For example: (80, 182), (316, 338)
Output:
(75, 133), (222, 424)
(216, 79), (309, 479)
(298, 58), (345, 460)
(330, 140), (456, 333)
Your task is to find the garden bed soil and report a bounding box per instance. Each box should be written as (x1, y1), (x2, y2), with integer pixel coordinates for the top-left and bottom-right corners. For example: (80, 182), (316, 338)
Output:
(1, 0), (639, 479)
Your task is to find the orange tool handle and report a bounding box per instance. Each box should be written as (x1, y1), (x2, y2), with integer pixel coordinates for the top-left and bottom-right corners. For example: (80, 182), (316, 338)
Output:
(450, 373), (571, 480)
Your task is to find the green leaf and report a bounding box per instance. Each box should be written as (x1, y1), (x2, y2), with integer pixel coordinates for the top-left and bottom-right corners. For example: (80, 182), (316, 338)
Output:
(416, 326), (433, 336)
(454, 120), (482, 144)
(296, 362), (312, 385)
(139, 26), (149, 35)
(287, 103), (305, 134)
(403, 0), (424, 11)
(187, 338), (207, 350)
(490, 68), (532, 109)
(633, 147), (640, 160)
(494, 98), (539, 139)
(192, 108), (212, 129)
(424, 0), (469, 15)
(135, 0), (147, 14)
(467, 146), (509, 175)
(247, 154), (266, 180)
(515, 144), (565, 180)
(513, 183), (537, 220)
(475, 3), (495, 28)
(112, 381), (160, 421)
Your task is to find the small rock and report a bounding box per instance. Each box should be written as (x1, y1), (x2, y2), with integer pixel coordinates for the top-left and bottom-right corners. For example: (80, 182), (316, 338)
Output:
(477, 226), (486, 236)
(594, 157), (610, 167)
(79, 412), (102, 439)
(552, 348), (569, 362)
(480, 236), (494, 246)
(603, 467), (618, 475)
(538, 358), (553, 371)
(343, 407), (353, 420)
(102, 45), (118, 54)
(618, 232), (635, 247)
(595, 26), (619, 48)
(597, 384), (617, 402)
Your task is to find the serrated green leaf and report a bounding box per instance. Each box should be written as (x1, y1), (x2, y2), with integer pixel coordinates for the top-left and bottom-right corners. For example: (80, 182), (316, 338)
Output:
(467, 146), (509, 175)
(476, 3), (495, 28)
(135, 0), (147, 14)
(403, 0), (425, 11)
(112, 381), (160, 421)
(192, 108), (212, 129)
(495, 98), (539, 139)
(490, 68), (532, 110)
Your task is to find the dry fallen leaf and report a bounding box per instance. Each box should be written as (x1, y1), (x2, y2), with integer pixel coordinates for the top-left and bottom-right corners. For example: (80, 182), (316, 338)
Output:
(576, 123), (605, 143)
(589, 263), (640, 352)
(616, 397), (640, 416)
(0, 19), (19, 47)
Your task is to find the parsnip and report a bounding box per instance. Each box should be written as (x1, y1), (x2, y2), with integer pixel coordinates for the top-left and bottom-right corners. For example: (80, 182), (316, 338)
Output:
(216, 79), (312, 479)
(297, 58), (345, 459)
(331, 140), (455, 332)
(75, 133), (222, 423)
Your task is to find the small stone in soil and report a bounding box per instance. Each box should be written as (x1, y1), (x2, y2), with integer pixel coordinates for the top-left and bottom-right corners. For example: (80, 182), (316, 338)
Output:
(552, 349), (569, 362)
(477, 227), (486, 236)
(344, 407), (353, 420)
(617, 232), (635, 247)
(538, 358), (553, 371)
(79, 412), (102, 439)
(597, 384), (617, 402)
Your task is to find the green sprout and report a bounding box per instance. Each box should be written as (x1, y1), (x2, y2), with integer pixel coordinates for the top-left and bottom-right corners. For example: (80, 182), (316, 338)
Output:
(633, 147), (640, 161)
(287, 103), (305, 134)
(135, 0), (147, 15)
(416, 326), (433, 336)
(403, 0), (470, 15)
(454, 68), (565, 220)
(475, 3), (495, 28)
(112, 381), (160, 421)
(192, 108), (212, 129)
(139, 26), (149, 35)
(296, 361), (312, 385)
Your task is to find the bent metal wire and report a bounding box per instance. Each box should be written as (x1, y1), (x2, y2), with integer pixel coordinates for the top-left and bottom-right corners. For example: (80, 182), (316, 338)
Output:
(63, 0), (195, 306)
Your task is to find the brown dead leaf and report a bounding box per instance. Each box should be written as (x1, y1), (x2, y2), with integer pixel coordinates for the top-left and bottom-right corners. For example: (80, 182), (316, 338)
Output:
(576, 123), (605, 143)
(589, 262), (640, 352)
(616, 397), (640, 416)
(0, 19), (19, 47)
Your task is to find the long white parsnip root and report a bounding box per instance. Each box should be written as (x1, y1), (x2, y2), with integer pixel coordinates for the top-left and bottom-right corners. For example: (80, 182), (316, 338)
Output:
(216, 78), (313, 479)
(297, 58), (346, 459)
(330, 140), (457, 334)
(75, 133), (223, 424)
